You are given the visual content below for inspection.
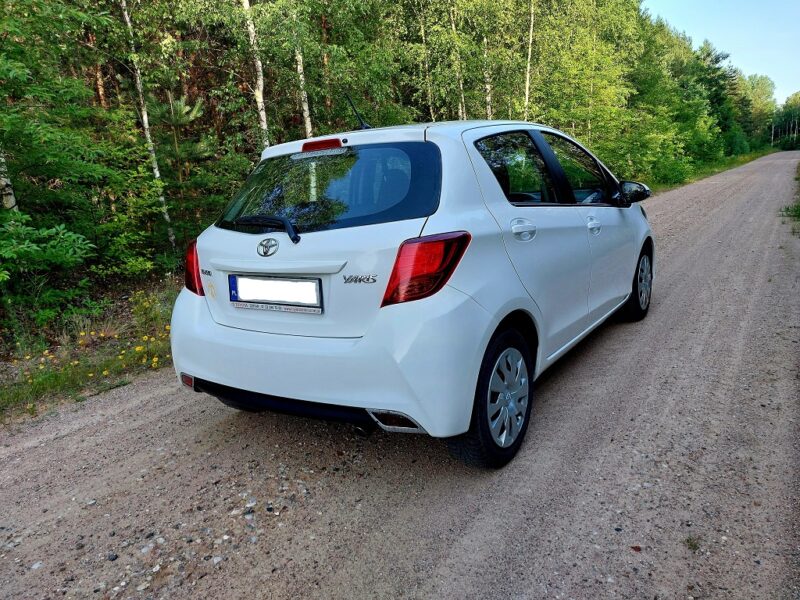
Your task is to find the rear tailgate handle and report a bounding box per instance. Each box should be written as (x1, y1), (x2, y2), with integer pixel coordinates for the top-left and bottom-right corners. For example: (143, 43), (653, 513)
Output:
(209, 259), (347, 274)
(510, 219), (537, 242)
(587, 216), (602, 235)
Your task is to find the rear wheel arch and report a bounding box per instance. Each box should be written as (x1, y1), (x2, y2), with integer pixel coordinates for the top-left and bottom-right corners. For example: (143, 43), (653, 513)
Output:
(494, 310), (540, 375)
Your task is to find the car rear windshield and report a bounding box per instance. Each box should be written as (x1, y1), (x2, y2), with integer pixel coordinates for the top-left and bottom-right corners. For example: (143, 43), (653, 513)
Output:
(217, 142), (442, 235)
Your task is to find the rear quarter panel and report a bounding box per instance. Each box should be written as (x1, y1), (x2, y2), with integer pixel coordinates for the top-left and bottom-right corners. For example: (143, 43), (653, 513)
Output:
(422, 129), (548, 377)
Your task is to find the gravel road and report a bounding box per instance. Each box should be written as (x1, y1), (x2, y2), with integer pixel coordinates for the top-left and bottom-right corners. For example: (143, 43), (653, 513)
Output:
(2, 152), (799, 600)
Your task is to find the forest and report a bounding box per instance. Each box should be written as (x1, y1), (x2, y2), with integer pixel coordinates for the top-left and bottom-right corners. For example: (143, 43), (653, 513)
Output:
(1, 0), (799, 354)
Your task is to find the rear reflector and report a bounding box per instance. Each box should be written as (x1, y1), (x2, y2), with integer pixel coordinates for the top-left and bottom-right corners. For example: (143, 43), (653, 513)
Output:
(301, 138), (342, 152)
(185, 240), (204, 296)
(180, 373), (194, 389)
(381, 231), (471, 307)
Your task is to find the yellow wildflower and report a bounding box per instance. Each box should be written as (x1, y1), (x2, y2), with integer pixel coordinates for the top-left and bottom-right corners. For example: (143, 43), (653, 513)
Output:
(134, 346), (144, 352)
(165, 325), (171, 331)
(24, 355), (31, 360)
(88, 373), (94, 378)
(149, 336), (155, 342)
(102, 370), (109, 376)
(90, 331), (96, 336)
(142, 335), (149, 341)
(79, 332), (86, 337)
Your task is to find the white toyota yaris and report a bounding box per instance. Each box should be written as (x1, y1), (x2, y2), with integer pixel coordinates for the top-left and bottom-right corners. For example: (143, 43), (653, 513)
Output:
(171, 120), (654, 467)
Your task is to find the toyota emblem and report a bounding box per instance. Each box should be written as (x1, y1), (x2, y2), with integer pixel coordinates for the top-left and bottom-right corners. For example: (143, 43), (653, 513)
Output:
(257, 238), (279, 257)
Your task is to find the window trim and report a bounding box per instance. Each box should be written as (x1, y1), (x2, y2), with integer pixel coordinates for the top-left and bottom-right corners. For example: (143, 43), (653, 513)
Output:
(472, 129), (568, 207)
(535, 130), (622, 208)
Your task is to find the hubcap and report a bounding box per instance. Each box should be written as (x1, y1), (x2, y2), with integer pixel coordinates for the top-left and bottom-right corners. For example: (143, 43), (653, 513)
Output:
(487, 348), (530, 448)
(637, 255), (652, 310)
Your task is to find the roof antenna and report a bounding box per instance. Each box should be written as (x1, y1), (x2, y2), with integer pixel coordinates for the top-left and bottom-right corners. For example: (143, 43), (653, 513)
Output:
(344, 92), (372, 130)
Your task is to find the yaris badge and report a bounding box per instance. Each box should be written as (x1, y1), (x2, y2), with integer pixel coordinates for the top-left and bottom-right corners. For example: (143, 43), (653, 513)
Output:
(257, 238), (279, 257)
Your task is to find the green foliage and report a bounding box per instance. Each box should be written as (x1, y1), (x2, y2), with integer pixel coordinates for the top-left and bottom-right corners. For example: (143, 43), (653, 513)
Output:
(0, 211), (95, 331)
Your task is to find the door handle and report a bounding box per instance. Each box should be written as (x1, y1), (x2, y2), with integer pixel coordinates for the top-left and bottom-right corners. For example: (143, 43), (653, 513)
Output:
(510, 218), (537, 241)
(587, 216), (602, 235)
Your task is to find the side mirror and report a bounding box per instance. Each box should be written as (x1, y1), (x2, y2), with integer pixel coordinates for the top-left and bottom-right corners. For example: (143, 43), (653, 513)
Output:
(619, 181), (651, 204)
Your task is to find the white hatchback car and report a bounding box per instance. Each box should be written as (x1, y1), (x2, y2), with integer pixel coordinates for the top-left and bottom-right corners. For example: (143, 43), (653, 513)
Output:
(171, 120), (653, 467)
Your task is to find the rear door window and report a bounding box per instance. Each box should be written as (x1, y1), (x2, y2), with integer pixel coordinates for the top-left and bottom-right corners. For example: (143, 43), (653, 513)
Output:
(218, 142), (442, 234)
(540, 133), (610, 204)
(474, 132), (558, 205)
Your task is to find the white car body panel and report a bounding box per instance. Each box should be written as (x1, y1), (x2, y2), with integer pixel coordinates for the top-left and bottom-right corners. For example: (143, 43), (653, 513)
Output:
(171, 120), (653, 438)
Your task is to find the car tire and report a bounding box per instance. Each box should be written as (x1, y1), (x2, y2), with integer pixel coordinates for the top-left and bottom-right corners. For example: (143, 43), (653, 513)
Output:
(448, 328), (534, 468)
(619, 249), (653, 322)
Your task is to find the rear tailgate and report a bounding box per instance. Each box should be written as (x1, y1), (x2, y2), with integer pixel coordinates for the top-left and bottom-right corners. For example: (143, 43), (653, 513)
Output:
(195, 127), (444, 339)
(196, 219), (426, 338)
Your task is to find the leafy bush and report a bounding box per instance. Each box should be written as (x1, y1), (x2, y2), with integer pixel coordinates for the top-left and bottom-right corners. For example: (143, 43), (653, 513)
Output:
(0, 211), (94, 333)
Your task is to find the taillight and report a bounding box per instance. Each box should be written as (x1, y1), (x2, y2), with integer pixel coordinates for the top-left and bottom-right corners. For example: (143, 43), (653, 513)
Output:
(184, 240), (205, 296)
(381, 231), (471, 307)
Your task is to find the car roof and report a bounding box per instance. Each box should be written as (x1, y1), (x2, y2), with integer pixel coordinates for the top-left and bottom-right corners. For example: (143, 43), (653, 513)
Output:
(335, 120), (551, 139)
(259, 120), (558, 160)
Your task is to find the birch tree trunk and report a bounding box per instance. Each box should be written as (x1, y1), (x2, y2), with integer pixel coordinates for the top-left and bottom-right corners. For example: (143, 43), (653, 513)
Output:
(416, 3), (435, 121)
(449, 6), (466, 120)
(0, 149), (18, 211)
(295, 46), (313, 139)
(119, 0), (176, 251)
(523, 0), (535, 121)
(240, 0), (270, 148)
(482, 36), (493, 120)
(294, 31), (316, 201)
(321, 14), (332, 115)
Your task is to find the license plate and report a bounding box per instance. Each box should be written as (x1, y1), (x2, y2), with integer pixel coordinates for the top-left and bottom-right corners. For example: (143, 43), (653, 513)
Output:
(228, 275), (323, 314)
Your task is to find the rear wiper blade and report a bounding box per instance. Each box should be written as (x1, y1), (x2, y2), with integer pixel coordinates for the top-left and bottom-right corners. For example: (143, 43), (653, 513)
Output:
(233, 214), (301, 244)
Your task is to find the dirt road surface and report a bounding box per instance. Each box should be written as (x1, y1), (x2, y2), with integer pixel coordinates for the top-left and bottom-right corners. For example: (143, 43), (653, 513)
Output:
(2, 152), (799, 600)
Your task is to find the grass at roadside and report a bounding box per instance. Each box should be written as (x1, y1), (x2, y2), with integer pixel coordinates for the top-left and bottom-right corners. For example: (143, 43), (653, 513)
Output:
(650, 148), (779, 194)
(0, 286), (179, 420)
(781, 161), (800, 233)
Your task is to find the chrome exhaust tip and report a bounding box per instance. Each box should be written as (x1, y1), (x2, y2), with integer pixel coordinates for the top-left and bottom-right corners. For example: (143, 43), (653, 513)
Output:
(367, 410), (426, 434)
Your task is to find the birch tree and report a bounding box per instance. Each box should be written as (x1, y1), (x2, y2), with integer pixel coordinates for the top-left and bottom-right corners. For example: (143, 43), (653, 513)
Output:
(0, 150), (17, 211)
(448, 4), (467, 120)
(295, 46), (314, 138)
(482, 36), (493, 119)
(416, 2), (436, 121)
(119, 0), (176, 250)
(240, 0), (271, 147)
(523, 0), (535, 121)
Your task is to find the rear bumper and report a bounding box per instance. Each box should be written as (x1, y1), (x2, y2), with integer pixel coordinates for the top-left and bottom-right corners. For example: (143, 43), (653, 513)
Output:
(192, 377), (375, 425)
(170, 286), (492, 437)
